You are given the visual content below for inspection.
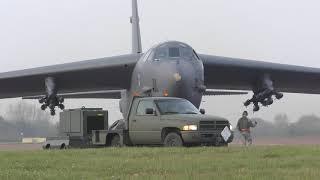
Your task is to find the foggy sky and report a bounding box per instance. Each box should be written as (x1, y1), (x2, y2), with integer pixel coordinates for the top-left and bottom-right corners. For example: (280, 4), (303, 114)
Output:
(1, 0), (320, 125)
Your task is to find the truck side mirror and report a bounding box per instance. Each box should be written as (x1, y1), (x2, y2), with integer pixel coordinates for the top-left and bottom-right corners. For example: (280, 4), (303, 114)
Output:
(145, 108), (155, 115)
(200, 109), (206, 115)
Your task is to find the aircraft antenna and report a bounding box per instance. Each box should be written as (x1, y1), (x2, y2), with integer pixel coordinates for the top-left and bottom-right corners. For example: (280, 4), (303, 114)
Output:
(131, 0), (142, 54)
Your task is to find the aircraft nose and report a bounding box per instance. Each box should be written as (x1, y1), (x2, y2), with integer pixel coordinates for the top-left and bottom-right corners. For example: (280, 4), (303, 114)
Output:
(171, 59), (203, 103)
(154, 60), (193, 97)
(149, 58), (203, 107)
(174, 62), (194, 96)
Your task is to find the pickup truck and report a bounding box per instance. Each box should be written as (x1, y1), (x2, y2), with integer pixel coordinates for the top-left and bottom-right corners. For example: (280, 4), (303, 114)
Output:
(96, 97), (233, 147)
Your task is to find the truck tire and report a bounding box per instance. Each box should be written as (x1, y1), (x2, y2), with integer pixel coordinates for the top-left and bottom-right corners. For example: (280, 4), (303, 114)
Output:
(110, 135), (121, 147)
(163, 132), (183, 147)
(60, 143), (66, 149)
(215, 142), (228, 147)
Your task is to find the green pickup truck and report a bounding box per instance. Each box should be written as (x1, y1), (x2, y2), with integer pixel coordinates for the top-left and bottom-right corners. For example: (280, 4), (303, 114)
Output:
(96, 97), (233, 147)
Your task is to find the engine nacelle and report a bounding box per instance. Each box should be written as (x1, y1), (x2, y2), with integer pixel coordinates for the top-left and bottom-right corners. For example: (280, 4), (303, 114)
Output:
(39, 77), (65, 116)
(244, 74), (283, 112)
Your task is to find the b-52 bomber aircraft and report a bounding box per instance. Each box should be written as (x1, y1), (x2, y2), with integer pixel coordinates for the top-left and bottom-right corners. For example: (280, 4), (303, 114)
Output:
(1, 0), (320, 116)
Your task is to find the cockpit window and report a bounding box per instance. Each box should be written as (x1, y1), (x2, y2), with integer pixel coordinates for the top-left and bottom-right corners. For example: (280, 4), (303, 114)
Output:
(154, 47), (167, 60)
(181, 47), (193, 59)
(169, 47), (180, 58)
(152, 43), (198, 61)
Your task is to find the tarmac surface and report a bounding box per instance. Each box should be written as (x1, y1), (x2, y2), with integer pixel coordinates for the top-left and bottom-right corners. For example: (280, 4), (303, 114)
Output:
(1, 136), (320, 151)
(0, 142), (42, 151)
(233, 135), (320, 145)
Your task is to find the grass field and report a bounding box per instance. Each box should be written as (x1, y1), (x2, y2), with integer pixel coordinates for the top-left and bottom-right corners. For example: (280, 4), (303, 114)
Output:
(0, 146), (320, 180)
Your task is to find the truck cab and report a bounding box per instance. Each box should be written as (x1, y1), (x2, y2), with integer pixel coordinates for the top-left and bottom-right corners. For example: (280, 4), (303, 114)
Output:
(106, 97), (233, 147)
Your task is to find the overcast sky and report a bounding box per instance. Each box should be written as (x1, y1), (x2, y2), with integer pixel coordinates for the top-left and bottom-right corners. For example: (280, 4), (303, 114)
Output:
(1, 0), (320, 125)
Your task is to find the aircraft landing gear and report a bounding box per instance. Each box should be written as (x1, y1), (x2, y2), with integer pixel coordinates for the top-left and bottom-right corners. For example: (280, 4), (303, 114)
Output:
(244, 74), (283, 112)
(38, 77), (65, 116)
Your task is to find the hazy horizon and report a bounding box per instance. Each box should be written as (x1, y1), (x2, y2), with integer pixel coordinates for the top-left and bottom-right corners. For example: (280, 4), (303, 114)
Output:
(1, 0), (320, 125)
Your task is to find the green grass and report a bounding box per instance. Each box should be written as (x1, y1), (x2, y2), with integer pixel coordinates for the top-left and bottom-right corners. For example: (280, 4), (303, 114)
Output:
(0, 146), (320, 180)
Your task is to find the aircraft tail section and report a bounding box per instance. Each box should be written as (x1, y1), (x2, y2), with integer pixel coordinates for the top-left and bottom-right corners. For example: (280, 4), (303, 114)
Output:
(131, 0), (142, 54)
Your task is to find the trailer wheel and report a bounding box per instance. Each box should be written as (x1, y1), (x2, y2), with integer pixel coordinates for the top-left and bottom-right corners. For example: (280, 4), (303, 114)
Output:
(44, 144), (50, 150)
(163, 132), (183, 147)
(110, 135), (121, 147)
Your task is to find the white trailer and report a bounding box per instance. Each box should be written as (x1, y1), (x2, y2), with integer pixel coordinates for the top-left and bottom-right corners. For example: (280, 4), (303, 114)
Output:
(43, 108), (108, 149)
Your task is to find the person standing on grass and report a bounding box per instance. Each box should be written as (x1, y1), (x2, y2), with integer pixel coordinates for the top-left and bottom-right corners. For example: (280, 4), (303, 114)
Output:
(236, 111), (257, 146)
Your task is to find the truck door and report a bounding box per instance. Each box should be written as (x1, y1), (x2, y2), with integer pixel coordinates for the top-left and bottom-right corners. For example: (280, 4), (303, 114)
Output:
(129, 100), (162, 144)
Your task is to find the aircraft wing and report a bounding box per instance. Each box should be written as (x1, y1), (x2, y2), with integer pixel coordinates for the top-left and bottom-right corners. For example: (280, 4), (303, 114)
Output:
(204, 90), (248, 96)
(0, 54), (141, 99)
(22, 90), (124, 99)
(200, 54), (320, 94)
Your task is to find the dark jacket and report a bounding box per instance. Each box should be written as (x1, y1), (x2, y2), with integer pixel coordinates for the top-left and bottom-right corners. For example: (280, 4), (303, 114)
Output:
(237, 117), (255, 131)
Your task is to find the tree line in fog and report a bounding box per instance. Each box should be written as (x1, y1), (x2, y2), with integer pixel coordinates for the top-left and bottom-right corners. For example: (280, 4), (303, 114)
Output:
(0, 101), (58, 142)
(1, 101), (320, 141)
(251, 114), (320, 137)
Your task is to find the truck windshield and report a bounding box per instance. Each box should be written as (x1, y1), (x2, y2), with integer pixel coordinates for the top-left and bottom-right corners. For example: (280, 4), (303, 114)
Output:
(155, 99), (200, 115)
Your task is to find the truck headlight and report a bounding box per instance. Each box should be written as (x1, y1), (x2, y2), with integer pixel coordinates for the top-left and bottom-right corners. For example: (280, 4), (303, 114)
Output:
(182, 125), (198, 131)
(230, 124), (233, 130)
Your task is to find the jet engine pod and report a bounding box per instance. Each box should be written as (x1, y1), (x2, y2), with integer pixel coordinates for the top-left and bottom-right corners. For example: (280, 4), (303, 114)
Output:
(244, 74), (283, 112)
(38, 77), (65, 116)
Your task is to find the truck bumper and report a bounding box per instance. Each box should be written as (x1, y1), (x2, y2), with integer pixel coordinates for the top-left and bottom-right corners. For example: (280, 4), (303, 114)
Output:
(181, 131), (234, 145)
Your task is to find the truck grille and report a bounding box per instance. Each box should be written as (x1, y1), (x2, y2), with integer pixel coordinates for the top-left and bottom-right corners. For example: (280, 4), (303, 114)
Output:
(199, 120), (229, 131)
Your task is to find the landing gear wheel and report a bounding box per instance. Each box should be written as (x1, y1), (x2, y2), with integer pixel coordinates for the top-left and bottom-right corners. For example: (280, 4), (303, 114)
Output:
(50, 109), (56, 116)
(266, 98), (273, 105)
(261, 100), (268, 106)
(275, 92), (283, 99)
(110, 135), (121, 147)
(41, 104), (47, 110)
(59, 104), (65, 110)
(244, 100), (251, 106)
(163, 132), (183, 147)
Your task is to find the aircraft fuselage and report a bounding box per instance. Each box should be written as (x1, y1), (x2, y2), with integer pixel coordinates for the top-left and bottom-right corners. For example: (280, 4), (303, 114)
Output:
(120, 41), (205, 115)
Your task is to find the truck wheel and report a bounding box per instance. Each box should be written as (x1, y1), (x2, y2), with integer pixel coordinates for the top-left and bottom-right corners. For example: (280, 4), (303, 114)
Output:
(216, 143), (228, 147)
(163, 132), (183, 147)
(60, 143), (66, 149)
(110, 135), (121, 147)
